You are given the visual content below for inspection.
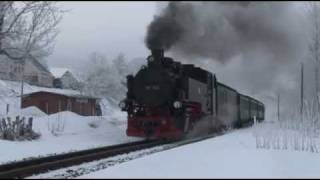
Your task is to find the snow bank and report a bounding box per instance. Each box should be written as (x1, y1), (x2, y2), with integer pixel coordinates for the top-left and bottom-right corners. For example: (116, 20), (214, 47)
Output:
(0, 104), (140, 164)
(7, 106), (47, 118)
(33, 111), (99, 137)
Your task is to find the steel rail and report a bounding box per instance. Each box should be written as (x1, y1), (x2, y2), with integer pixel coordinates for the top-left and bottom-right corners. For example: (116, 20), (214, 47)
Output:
(0, 139), (170, 179)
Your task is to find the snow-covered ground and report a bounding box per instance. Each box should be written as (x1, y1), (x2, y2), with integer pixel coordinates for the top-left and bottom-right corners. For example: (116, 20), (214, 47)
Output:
(79, 122), (320, 178)
(0, 109), (142, 164)
(0, 79), (142, 164)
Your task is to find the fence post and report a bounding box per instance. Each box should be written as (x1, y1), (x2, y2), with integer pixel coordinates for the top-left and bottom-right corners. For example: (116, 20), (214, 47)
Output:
(2, 118), (6, 131)
(28, 117), (33, 133)
(14, 116), (19, 140)
(6, 104), (9, 115)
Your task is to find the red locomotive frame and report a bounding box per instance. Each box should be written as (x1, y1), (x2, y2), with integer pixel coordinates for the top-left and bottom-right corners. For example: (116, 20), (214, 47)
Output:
(126, 101), (202, 139)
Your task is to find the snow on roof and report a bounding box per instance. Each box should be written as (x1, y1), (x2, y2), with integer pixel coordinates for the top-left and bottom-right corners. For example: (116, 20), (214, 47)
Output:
(49, 67), (70, 78)
(29, 56), (51, 74)
(70, 71), (85, 82)
(0, 79), (96, 99)
(22, 88), (99, 99)
(49, 67), (84, 82)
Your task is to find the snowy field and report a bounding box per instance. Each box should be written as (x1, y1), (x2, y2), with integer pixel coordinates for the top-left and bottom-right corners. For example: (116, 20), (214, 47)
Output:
(0, 109), (142, 164)
(0, 80), (142, 164)
(80, 121), (320, 178)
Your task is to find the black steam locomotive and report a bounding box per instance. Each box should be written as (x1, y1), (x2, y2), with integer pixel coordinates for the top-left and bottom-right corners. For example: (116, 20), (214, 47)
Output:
(120, 49), (265, 139)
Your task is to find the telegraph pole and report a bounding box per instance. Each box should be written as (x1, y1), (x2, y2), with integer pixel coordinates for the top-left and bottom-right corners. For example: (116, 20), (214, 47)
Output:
(301, 62), (304, 120)
(20, 56), (26, 108)
(277, 94), (280, 122)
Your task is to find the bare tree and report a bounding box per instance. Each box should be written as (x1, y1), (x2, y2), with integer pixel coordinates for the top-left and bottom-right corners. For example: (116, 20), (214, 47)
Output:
(0, 2), (64, 102)
(306, 2), (320, 108)
(0, 1), (63, 61)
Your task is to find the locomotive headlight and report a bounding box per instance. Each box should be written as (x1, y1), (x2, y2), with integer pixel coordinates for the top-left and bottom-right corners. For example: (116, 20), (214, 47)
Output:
(173, 101), (182, 109)
(147, 56), (154, 62)
(119, 100), (126, 109)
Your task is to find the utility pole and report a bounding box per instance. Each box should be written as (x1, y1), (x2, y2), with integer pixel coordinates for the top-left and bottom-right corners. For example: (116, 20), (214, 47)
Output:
(277, 94), (280, 122)
(301, 62), (304, 120)
(20, 57), (26, 108)
(0, 9), (4, 50)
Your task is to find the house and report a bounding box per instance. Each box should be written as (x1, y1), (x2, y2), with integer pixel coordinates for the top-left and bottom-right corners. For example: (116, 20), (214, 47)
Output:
(0, 55), (54, 87)
(50, 68), (82, 90)
(21, 90), (101, 116)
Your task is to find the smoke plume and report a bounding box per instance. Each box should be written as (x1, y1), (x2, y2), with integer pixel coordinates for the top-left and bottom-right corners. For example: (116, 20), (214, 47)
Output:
(146, 2), (303, 63)
(145, 2), (308, 119)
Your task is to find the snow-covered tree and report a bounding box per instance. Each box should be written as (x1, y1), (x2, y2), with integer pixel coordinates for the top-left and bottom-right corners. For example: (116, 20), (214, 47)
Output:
(112, 53), (129, 87)
(81, 52), (127, 101)
(306, 2), (320, 107)
(79, 51), (148, 107)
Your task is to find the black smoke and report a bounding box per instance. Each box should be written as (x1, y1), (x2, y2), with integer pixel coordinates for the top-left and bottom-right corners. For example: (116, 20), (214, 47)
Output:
(145, 2), (193, 50)
(145, 2), (304, 63)
(145, 2), (308, 119)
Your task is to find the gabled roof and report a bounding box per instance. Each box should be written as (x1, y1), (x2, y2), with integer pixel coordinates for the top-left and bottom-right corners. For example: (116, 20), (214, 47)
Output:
(0, 54), (52, 75)
(50, 67), (70, 78)
(49, 67), (84, 82)
(29, 56), (51, 74)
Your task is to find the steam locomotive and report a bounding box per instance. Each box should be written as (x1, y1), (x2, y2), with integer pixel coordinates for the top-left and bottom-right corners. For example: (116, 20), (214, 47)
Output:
(119, 49), (265, 139)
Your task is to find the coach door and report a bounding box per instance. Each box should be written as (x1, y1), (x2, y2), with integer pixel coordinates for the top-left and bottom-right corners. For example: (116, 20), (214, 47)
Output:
(206, 73), (214, 115)
(212, 75), (217, 116)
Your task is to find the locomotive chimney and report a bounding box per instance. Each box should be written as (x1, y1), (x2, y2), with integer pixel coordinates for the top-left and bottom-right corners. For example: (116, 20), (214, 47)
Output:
(151, 49), (164, 60)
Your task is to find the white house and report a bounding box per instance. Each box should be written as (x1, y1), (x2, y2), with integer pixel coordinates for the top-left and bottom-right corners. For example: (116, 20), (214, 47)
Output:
(50, 67), (82, 90)
(0, 55), (54, 87)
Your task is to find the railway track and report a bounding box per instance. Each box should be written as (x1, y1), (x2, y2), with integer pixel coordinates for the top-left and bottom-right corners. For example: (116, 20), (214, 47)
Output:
(0, 131), (224, 179)
(0, 140), (171, 179)
(31, 132), (224, 179)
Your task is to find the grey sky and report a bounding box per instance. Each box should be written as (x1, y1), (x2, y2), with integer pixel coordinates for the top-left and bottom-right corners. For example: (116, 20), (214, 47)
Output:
(47, 1), (157, 68)
(45, 2), (312, 119)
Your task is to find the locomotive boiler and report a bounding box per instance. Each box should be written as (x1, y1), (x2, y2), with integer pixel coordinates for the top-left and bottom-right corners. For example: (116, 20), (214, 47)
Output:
(119, 49), (265, 139)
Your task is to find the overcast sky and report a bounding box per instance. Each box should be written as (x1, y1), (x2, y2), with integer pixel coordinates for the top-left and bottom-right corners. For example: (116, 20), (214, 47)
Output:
(45, 2), (313, 119)
(47, 1), (157, 68)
